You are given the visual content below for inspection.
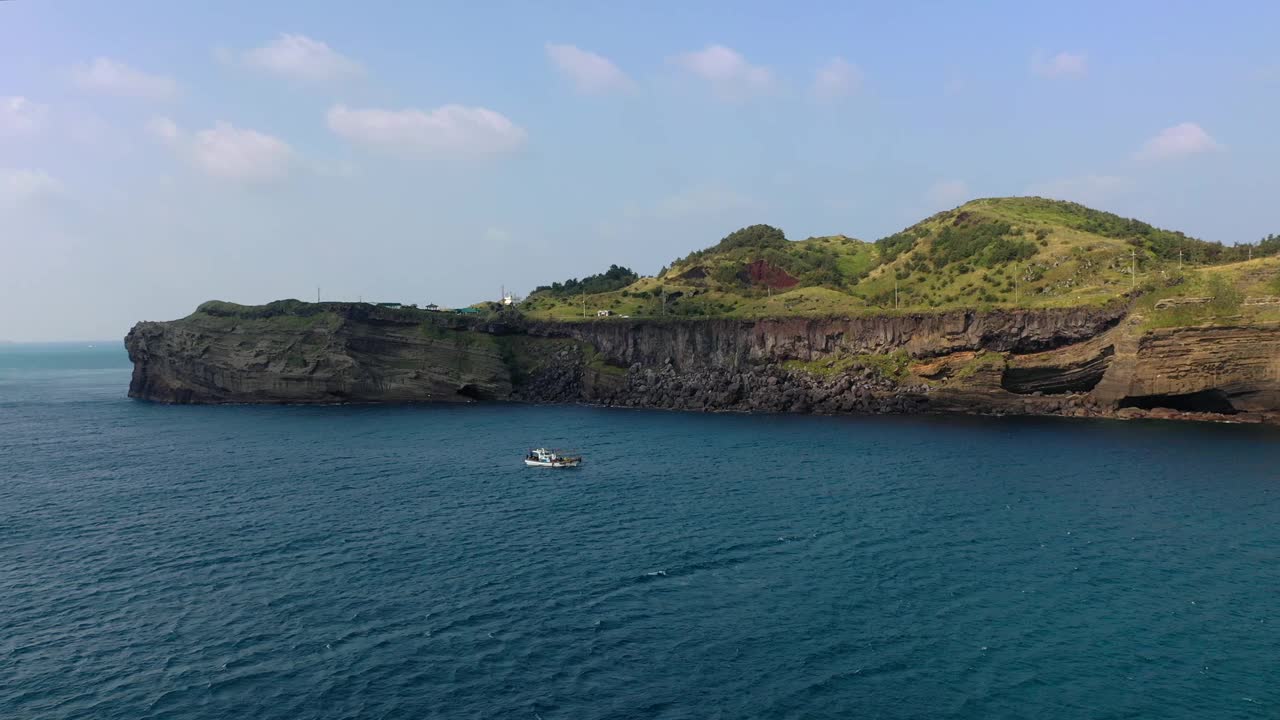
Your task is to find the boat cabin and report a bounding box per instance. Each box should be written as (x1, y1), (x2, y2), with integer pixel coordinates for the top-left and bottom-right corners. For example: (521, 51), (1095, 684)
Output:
(525, 447), (582, 467)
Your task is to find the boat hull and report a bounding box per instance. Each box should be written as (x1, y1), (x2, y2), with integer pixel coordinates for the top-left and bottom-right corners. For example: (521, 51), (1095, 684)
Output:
(524, 459), (582, 468)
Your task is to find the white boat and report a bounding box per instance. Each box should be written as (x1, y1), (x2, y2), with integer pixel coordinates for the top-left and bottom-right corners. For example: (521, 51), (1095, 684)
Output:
(524, 448), (582, 468)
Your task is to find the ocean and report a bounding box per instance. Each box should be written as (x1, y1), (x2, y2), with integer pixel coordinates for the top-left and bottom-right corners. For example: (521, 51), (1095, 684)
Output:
(1, 343), (1277, 719)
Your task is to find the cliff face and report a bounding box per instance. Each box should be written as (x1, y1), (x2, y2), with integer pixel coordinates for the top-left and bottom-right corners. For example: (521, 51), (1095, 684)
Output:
(125, 306), (515, 404)
(533, 306), (1125, 370)
(125, 303), (1280, 425)
(1104, 324), (1280, 414)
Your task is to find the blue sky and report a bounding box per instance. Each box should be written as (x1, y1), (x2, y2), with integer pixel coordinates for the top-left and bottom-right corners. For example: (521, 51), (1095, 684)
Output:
(2, 0), (1278, 340)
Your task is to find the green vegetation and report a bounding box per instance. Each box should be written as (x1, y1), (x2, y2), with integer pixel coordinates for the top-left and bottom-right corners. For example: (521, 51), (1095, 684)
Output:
(705, 224), (788, 254)
(188, 198), (1280, 330)
(928, 219), (1037, 268)
(875, 227), (926, 264)
(169, 197), (1243, 329)
(492, 335), (623, 387)
(674, 225), (859, 288)
(188, 297), (499, 337)
(782, 350), (913, 382)
(524, 196), (1280, 322)
(1137, 255), (1280, 328)
(188, 299), (341, 332)
(951, 352), (1007, 382)
(969, 197), (1274, 264)
(530, 264), (638, 298)
(195, 299), (330, 319)
(1206, 273), (1244, 314)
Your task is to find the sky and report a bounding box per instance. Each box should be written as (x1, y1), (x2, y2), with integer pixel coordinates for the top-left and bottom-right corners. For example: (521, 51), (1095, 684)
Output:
(2, 0), (1279, 341)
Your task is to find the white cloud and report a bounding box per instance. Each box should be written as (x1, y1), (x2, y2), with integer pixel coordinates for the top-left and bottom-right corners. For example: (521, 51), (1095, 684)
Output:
(0, 168), (62, 208)
(236, 33), (363, 84)
(1, 99), (127, 150)
(1032, 51), (1087, 78)
(327, 104), (526, 154)
(545, 43), (631, 94)
(1136, 122), (1222, 160)
(190, 124), (293, 181)
(672, 45), (773, 99)
(814, 57), (863, 100)
(71, 57), (179, 99)
(0, 96), (48, 136)
(148, 117), (293, 181)
(147, 116), (181, 144)
(1026, 175), (1132, 206)
(926, 180), (970, 209)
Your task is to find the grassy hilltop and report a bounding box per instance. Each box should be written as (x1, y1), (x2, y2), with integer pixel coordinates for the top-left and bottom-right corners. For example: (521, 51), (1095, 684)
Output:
(521, 197), (1280, 323)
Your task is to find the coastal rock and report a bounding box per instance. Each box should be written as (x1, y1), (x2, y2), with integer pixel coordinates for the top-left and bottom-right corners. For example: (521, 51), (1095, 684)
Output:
(124, 302), (1280, 425)
(125, 304), (512, 404)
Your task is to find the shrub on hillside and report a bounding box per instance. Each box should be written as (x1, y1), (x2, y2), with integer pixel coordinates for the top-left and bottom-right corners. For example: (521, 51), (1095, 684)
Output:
(929, 220), (1036, 268)
(1015, 197), (1265, 264)
(197, 299), (326, 319)
(875, 231), (917, 263)
(712, 224), (788, 252)
(983, 237), (1038, 266)
(531, 264), (638, 298)
(710, 263), (743, 286)
(1206, 273), (1243, 314)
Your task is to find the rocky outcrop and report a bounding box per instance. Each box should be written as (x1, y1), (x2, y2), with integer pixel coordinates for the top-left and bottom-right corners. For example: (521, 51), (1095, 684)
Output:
(125, 304), (515, 404)
(1000, 346), (1115, 395)
(125, 302), (1280, 425)
(1104, 323), (1280, 414)
(591, 363), (929, 415)
(531, 305), (1126, 371)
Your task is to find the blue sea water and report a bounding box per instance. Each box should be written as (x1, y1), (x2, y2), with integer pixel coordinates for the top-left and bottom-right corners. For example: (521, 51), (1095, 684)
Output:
(1, 344), (1278, 720)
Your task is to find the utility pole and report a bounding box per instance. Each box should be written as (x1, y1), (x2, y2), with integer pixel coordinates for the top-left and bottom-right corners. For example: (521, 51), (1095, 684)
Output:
(1178, 249), (1183, 271)
(581, 290), (586, 319)
(1130, 248), (1136, 292)
(316, 286), (320, 303)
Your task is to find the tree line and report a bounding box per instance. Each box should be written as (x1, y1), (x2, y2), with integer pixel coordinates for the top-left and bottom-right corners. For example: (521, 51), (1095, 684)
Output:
(530, 264), (639, 298)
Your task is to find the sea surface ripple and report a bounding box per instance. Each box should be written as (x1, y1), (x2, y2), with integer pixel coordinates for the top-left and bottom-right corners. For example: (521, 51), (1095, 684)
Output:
(1, 344), (1278, 719)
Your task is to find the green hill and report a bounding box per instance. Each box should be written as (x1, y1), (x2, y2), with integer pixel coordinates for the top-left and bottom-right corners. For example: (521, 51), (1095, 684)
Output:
(520, 197), (1280, 321)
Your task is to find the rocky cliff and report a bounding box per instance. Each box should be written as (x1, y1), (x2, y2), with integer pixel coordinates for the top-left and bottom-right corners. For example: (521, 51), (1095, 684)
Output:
(125, 301), (1280, 424)
(124, 303), (517, 404)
